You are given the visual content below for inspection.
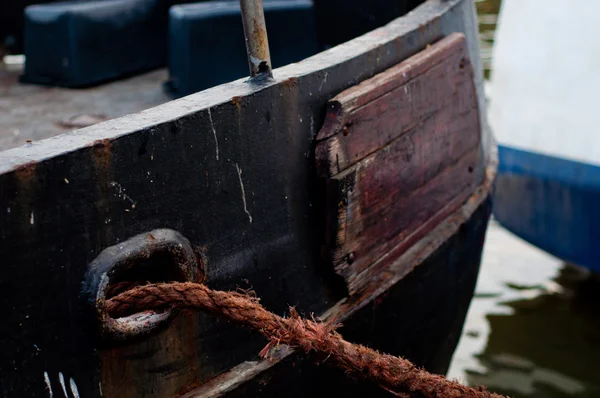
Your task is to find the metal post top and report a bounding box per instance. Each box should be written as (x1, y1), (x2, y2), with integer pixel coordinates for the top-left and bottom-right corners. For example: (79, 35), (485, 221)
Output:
(239, 0), (273, 79)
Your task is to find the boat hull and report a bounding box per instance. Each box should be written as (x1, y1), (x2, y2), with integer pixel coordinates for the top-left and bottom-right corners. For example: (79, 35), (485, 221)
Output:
(494, 145), (600, 272)
(0, 0), (494, 396)
(490, 0), (600, 272)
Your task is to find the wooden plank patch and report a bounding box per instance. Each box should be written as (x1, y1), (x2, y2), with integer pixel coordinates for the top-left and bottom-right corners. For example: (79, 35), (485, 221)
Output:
(315, 33), (481, 292)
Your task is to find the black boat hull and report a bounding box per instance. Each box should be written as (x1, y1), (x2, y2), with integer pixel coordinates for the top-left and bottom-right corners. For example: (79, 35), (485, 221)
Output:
(0, 0), (493, 396)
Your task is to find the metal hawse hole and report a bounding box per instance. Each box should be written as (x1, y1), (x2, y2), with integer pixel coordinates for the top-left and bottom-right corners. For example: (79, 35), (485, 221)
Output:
(82, 229), (205, 342)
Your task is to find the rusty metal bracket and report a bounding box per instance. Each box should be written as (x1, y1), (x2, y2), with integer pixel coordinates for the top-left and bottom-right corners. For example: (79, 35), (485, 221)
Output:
(82, 229), (205, 342)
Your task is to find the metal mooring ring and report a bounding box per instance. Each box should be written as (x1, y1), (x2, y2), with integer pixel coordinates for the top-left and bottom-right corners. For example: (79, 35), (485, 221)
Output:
(82, 229), (204, 342)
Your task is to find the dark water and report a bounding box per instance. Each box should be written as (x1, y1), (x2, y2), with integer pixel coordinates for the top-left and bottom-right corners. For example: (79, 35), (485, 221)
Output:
(449, 222), (600, 397)
(448, 2), (600, 396)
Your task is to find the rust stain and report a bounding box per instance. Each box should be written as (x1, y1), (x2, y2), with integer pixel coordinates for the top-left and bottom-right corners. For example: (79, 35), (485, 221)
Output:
(231, 96), (243, 113)
(90, 139), (113, 203)
(251, 20), (269, 60)
(89, 138), (114, 244)
(91, 139), (112, 170)
(232, 96), (244, 132)
(14, 161), (38, 181)
(282, 77), (298, 90)
(13, 161), (39, 234)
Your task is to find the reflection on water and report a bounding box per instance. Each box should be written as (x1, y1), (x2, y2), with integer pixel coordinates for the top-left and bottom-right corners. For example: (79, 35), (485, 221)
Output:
(449, 221), (600, 397)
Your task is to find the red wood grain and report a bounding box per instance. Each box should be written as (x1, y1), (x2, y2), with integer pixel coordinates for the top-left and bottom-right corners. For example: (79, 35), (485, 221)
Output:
(316, 33), (479, 178)
(315, 33), (482, 292)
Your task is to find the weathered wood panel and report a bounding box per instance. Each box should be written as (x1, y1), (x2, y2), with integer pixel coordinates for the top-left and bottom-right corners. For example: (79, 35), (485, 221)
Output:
(315, 34), (478, 176)
(316, 33), (481, 291)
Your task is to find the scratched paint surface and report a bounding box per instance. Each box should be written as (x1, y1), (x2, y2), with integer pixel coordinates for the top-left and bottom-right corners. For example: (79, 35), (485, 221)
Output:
(42, 371), (80, 398)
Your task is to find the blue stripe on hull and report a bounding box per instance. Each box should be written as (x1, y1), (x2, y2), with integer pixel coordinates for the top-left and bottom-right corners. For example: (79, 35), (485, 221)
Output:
(493, 145), (600, 272)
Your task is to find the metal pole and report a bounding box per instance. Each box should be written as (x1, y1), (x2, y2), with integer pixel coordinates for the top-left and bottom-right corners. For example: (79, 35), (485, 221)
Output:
(239, 0), (273, 79)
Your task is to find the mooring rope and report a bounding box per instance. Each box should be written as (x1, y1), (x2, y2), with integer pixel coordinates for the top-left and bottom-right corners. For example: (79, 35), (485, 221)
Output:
(106, 282), (506, 398)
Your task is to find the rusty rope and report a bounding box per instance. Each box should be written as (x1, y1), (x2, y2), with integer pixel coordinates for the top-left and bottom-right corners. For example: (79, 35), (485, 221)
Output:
(106, 282), (505, 398)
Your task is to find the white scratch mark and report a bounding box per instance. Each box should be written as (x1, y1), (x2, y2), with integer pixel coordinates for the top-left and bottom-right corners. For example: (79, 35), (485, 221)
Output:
(64, 178), (69, 184)
(110, 182), (137, 208)
(30, 212), (34, 225)
(99, 381), (103, 396)
(310, 116), (315, 136)
(58, 372), (68, 398)
(34, 344), (41, 352)
(208, 108), (219, 160)
(235, 163), (252, 224)
(43, 372), (53, 398)
(69, 377), (80, 398)
(319, 72), (329, 92)
(7, 207), (10, 213)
